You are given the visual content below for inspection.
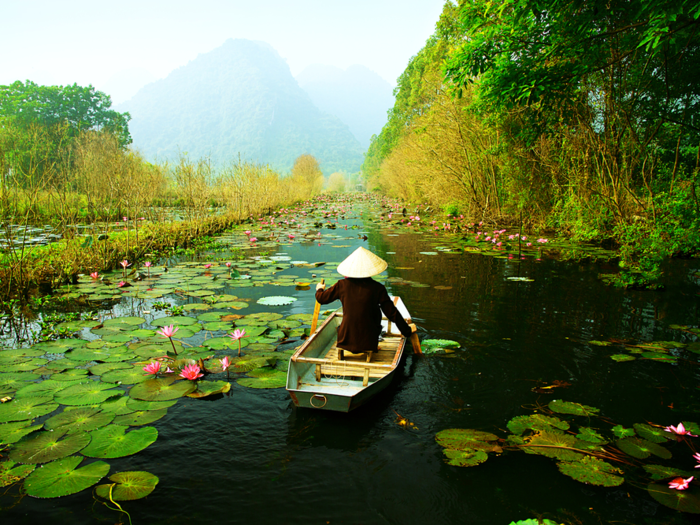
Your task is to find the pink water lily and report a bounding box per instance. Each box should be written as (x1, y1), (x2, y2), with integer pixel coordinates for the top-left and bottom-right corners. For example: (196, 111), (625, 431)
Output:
(669, 476), (693, 490)
(120, 259), (131, 269)
(220, 355), (231, 371)
(157, 324), (179, 355)
(143, 361), (161, 375)
(288, 234), (295, 240)
(225, 262), (232, 268)
(90, 272), (99, 280)
(244, 230), (252, 235)
(249, 237), (258, 243)
(204, 264), (212, 269)
(665, 423), (698, 437)
(144, 261), (152, 267)
(229, 328), (246, 357)
(118, 281), (127, 288)
(157, 325), (179, 339)
(179, 364), (203, 381)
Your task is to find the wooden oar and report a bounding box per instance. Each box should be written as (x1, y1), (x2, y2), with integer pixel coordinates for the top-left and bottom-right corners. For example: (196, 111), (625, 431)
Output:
(409, 324), (422, 355)
(310, 279), (325, 334)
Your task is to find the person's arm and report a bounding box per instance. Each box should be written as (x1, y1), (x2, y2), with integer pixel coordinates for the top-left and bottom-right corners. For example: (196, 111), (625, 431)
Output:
(315, 280), (342, 305)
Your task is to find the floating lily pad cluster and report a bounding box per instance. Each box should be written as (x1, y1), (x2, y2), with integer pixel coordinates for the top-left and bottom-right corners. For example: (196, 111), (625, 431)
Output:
(0, 296), (324, 502)
(589, 335), (694, 365)
(436, 400), (700, 513)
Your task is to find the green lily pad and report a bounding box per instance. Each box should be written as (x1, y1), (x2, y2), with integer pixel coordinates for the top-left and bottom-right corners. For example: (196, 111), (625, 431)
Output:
(576, 427), (608, 444)
(125, 398), (177, 411)
(197, 312), (225, 322)
(647, 483), (700, 513)
(129, 377), (196, 401)
(81, 424), (158, 458)
(0, 421), (43, 444)
(442, 448), (489, 467)
(44, 407), (115, 433)
(99, 396), (134, 415)
(151, 316), (197, 327)
(187, 381), (231, 398)
(548, 400), (600, 416)
(644, 464), (696, 480)
(612, 425), (636, 438)
(95, 470), (159, 501)
(611, 354), (635, 362)
(1, 460), (36, 487)
(617, 437), (672, 459)
(237, 368), (287, 389)
(24, 456), (110, 498)
(557, 456), (624, 486)
(101, 367), (152, 385)
(257, 296), (297, 306)
(9, 427), (91, 464)
(102, 333), (136, 343)
(89, 362), (133, 376)
(202, 321), (234, 332)
(113, 408), (168, 426)
(50, 369), (91, 380)
(0, 397), (59, 423)
(203, 337), (249, 351)
(55, 382), (123, 406)
(634, 423), (674, 443)
(435, 428), (502, 453)
(422, 339), (460, 350)
(507, 415), (569, 435)
(103, 316), (146, 328)
(522, 430), (586, 461)
(14, 380), (85, 399)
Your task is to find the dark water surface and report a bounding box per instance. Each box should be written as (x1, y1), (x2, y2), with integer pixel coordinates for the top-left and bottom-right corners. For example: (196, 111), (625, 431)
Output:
(3, 209), (700, 525)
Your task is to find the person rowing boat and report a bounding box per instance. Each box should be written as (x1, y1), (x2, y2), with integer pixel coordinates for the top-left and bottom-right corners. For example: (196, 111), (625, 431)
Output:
(315, 247), (414, 360)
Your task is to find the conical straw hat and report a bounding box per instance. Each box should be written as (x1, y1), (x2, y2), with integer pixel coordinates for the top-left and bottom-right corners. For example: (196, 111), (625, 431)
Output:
(337, 247), (388, 278)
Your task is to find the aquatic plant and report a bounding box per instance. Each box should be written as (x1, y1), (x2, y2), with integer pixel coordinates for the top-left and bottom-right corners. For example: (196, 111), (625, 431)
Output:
(229, 329), (246, 357)
(436, 400), (700, 513)
(156, 325), (179, 355)
(179, 364), (203, 381)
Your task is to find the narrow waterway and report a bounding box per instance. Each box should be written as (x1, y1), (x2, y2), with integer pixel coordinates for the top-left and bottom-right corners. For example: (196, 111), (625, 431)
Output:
(2, 199), (699, 525)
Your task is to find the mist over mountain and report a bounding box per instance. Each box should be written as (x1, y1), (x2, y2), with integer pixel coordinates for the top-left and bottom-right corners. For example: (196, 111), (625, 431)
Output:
(296, 64), (394, 149)
(118, 39), (363, 174)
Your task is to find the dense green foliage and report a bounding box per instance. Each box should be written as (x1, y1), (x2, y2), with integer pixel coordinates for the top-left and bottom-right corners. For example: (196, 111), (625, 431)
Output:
(363, 0), (700, 287)
(120, 39), (363, 175)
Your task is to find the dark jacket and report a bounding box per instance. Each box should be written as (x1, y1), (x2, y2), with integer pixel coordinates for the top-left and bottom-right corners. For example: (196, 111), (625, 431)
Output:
(315, 277), (412, 353)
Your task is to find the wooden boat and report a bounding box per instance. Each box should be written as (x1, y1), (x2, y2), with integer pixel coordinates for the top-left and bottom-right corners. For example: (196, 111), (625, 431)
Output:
(286, 296), (420, 412)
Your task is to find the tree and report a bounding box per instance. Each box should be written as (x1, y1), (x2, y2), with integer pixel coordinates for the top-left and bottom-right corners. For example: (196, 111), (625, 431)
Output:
(327, 172), (347, 193)
(290, 154), (324, 197)
(0, 80), (131, 146)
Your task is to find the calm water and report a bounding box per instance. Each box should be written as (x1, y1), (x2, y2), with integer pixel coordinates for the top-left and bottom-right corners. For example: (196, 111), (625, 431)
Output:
(3, 209), (700, 525)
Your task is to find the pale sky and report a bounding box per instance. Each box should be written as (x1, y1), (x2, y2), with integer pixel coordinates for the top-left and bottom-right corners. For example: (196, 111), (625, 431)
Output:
(1, 0), (447, 103)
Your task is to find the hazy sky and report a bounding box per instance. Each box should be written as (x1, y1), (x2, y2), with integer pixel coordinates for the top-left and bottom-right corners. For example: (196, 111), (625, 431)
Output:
(1, 0), (447, 103)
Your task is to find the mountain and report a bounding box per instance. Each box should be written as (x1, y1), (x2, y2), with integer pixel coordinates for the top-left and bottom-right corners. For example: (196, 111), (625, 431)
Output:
(296, 64), (394, 149)
(118, 39), (363, 174)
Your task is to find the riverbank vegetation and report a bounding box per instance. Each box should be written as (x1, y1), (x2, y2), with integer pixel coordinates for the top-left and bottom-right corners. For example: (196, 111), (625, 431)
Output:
(363, 1), (700, 287)
(0, 82), (329, 301)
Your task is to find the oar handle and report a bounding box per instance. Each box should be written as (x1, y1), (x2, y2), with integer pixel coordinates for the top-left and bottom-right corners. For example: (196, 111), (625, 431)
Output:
(310, 279), (325, 334)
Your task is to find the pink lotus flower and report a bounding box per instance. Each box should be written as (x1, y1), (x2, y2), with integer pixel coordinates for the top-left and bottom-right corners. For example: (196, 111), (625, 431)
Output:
(165, 366), (174, 373)
(225, 262), (232, 268)
(179, 364), (203, 381)
(90, 272), (99, 280)
(288, 234), (295, 240)
(230, 329), (246, 341)
(157, 325), (179, 339)
(526, 242), (532, 247)
(244, 230), (252, 235)
(537, 238), (549, 244)
(118, 281), (126, 288)
(250, 237), (258, 242)
(144, 261), (153, 268)
(665, 423), (698, 437)
(230, 328), (246, 357)
(143, 361), (161, 375)
(220, 356), (231, 372)
(204, 264), (212, 269)
(669, 476), (693, 490)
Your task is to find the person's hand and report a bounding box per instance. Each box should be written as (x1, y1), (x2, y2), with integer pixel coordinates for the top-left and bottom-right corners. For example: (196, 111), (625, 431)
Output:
(316, 282), (326, 291)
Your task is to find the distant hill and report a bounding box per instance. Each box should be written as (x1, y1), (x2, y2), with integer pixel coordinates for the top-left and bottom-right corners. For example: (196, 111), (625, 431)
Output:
(296, 64), (394, 149)
(118, 39), (363, 174)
